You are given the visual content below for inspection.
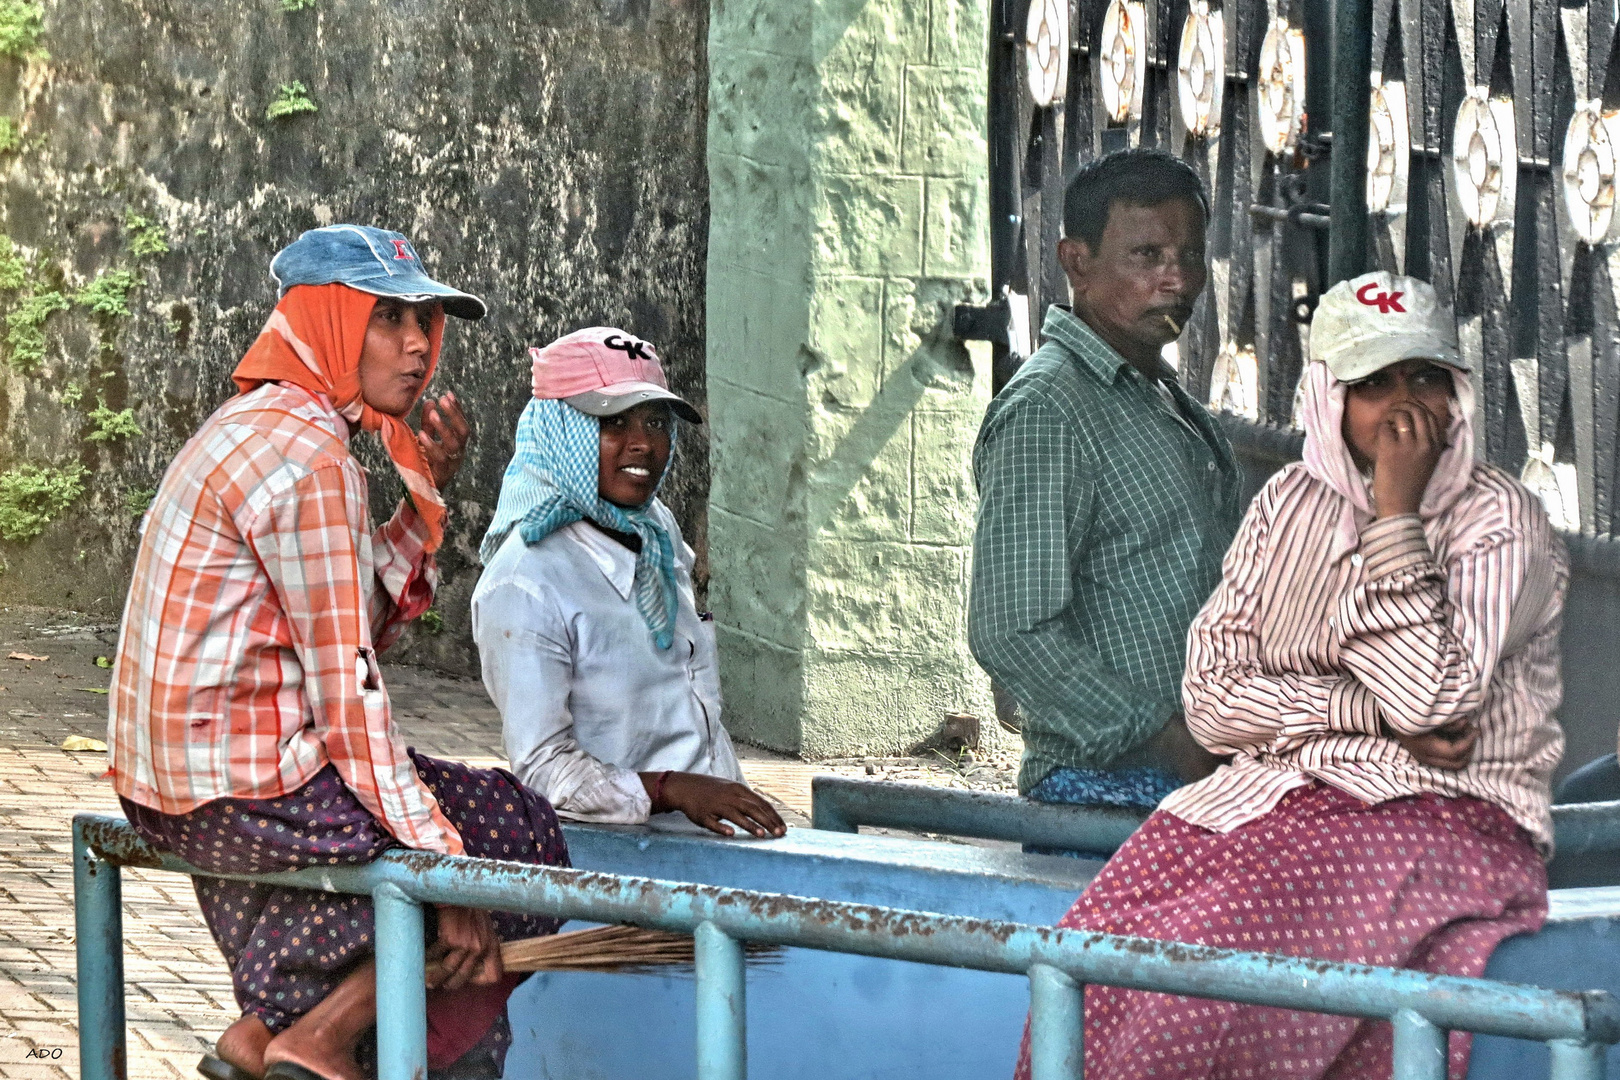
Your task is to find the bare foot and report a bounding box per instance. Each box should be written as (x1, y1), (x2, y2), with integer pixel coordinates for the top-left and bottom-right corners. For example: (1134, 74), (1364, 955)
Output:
(263, 1020), (368, 1080)
(217, 1015), (273, 1078)
(262, 962), (376, 1080)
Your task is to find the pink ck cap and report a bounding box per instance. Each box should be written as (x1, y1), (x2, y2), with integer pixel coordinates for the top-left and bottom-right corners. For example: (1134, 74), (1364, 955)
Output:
(529, 326), (702, 424)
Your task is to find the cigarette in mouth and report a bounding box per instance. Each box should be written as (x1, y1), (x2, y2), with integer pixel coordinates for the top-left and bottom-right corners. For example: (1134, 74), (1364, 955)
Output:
(1162, 313), (1183, 336)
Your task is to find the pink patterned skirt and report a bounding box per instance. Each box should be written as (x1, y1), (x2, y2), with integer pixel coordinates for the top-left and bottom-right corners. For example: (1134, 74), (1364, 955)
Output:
(1014, 782), (1548, 1080)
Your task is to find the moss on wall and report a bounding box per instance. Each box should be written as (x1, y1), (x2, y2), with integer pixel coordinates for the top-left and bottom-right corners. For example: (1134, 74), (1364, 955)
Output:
(0, 2), (43, 60)
(5, 289), (65, 372)
(0, 462), (82, 540)
(265, 81), (317, 120)
(73, 269), (136, 317)
(0, 0), (712, 677)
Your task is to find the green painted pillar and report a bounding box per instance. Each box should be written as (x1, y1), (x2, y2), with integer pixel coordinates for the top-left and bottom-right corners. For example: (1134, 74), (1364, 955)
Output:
(705, 0), (993, 755)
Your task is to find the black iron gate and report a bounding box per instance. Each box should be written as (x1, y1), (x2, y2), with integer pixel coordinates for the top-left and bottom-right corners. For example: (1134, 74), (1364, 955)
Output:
(971, 0), (1620, 539)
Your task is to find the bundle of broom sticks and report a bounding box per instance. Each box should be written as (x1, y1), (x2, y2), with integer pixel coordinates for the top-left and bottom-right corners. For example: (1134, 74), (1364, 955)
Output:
(427, 924), (780, 977)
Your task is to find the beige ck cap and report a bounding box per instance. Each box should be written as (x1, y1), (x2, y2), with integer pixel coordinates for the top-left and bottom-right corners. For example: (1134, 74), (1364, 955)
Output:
(1309, 270), (1468, 383)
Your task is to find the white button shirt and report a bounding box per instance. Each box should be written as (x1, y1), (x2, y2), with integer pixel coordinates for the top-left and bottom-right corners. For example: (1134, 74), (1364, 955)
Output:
(471, 504), (744, 823)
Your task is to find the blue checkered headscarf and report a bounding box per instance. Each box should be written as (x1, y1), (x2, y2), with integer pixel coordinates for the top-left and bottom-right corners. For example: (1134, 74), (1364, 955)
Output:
(480, 398), (680, 649)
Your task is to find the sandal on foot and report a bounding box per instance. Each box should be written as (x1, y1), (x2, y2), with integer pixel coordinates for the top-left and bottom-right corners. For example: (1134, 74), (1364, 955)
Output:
(263, 1064), (338, 1080)
(197, 1056), (260, 1080)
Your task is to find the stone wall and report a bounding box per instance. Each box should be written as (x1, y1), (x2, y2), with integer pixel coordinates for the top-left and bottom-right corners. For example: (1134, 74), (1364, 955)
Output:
(705, 0), (996, 755)
(0, 0), (712, 674)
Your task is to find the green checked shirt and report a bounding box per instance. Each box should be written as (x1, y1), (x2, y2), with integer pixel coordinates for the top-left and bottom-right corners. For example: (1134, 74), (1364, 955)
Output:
(969, 306), (1243, 793)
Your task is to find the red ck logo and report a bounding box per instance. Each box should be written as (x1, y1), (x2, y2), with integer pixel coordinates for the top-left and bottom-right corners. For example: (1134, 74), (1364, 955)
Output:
(1355, 281), (1406, 314)
(391, 239), (414, 261)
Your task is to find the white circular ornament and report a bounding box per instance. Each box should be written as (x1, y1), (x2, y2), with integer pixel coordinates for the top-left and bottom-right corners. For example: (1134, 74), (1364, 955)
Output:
(1562, 101), (1620, 246)
(1366, 79), (1409, 215)
(1256, 19), (1306, 157)
(1451, 86), (1516, 228)
(1025, 0), (1070, 108)
(1099, 0), (1146, 125)
(1177, 2), (1225, 138)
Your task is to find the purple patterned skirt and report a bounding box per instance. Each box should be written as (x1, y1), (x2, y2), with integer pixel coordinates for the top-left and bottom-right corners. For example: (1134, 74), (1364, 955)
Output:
(120, 752), (569, 1064)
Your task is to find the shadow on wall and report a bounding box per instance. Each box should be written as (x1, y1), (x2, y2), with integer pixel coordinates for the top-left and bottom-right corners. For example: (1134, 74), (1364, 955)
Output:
(806, 314), (975, 536)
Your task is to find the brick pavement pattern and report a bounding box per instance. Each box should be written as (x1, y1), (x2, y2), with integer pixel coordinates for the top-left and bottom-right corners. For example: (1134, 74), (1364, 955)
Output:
(0, 606), (824, 1080)
(0, 607), (543, 1080)
(0, 604), (1009, 1080)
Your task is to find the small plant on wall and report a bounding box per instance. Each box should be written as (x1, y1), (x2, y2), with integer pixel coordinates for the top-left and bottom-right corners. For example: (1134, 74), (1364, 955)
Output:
(0, 235), (27, 291)
(0, 464), (85, 542)
(267, 81), (318, 120)
(125, 210), (168, 258)
(5, 289), (66, 373)
(86, 399), (141, 443)
(0, 1), (44, 60)
(74, 269), (137, 318)
(125, 487), (156, 518)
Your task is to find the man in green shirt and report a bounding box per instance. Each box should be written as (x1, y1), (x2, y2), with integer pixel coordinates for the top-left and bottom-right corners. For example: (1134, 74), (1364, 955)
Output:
(968, 148), (1243, 846)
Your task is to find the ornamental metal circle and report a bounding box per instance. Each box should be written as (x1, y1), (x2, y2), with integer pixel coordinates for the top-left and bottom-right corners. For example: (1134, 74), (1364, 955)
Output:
(1025, 0), (1070, 109)
(1563, 101), (1620, 246)
(1177, 2), (1224, 138)
(1099, 0), (1145, 124)
(1366, 79), (1409, 215)
(1452, 87), (1510, 227)
(1256, 19), (1305, 157)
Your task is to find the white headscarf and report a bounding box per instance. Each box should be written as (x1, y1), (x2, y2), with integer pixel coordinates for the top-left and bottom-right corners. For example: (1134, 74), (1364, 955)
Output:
(1297, 360), (1476, 560)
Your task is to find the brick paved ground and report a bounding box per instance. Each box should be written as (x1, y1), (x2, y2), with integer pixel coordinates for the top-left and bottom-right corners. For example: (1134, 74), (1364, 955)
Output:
(0, 604), (1015, 1080)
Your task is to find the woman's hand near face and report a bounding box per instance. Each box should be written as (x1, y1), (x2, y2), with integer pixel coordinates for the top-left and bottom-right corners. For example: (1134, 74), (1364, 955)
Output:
(418, 392), (471, 490)
(641, 771), (788, 838)
(1371, 400), (1445, 518)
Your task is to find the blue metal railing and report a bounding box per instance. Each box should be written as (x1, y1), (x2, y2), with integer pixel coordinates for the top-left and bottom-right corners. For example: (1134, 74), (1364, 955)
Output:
(73, 813), (1620, 1080)
(811, 776), (1620, 867)
(811, 775), (1151, 850)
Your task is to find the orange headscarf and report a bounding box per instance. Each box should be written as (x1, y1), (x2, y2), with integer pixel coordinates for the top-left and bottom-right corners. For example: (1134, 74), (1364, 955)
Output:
(232, 283), (448, 551)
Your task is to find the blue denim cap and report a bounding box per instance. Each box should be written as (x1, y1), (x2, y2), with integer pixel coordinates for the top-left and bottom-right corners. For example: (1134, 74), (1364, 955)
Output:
(269, 225), (487, 320)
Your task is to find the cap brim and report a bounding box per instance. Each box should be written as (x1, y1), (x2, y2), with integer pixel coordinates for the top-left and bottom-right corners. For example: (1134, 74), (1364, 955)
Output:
(565, 385), (703, 424)
(352, 279), (487, 321)
(1324, 335), (1469, 382)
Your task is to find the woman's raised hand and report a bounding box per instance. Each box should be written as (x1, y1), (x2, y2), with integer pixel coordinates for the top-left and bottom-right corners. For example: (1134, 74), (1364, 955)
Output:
(418, 392), (471, 490)
(1371, 401), (1445, 518)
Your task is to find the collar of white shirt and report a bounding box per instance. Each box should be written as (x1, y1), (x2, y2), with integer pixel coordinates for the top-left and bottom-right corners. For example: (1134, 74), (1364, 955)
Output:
(564, 520), (637, 601)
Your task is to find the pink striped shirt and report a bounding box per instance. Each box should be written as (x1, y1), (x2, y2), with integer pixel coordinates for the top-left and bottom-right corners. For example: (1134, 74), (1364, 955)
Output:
(1160, 461), (1566, 854)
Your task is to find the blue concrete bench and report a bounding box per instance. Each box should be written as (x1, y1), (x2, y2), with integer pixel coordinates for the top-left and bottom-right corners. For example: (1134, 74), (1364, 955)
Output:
(73, 810), (1620, 1080)
(509, 819), (1620, 1078)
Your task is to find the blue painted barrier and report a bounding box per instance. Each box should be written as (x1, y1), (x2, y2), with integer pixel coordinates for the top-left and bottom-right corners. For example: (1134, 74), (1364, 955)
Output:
(811, 776), (1620, 882)
(525, 821), (1620, 1079)
(73, 813), (1620, 1080)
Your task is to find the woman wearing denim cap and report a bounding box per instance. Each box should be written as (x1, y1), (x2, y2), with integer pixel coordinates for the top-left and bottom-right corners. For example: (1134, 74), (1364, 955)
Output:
(107, 226), (570, 1080)
(473, 327), (786, 839)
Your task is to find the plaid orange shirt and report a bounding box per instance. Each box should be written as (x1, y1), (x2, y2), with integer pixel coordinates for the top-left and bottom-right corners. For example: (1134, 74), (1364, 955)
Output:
(107, 382), (464, 855)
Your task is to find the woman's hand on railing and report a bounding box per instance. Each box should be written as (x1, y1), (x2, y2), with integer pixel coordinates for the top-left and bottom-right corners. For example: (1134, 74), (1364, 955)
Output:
(643, 771), (787, 839)
(427, 905), (505, 990)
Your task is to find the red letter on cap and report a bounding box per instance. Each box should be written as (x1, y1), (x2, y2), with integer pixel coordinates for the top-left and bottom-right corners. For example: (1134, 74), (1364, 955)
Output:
(1355, 282), (1406, 314)
(391, 239), (413, 261)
